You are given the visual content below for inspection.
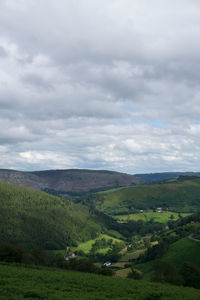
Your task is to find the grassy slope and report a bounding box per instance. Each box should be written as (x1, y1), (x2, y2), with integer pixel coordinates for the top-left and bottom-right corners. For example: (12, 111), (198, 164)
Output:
(73, 234), (124, 254)
(0, 182), (105, 248)
(96, 178), (200, 214)
(135, 237), (200, 279)
(162, 237), (200, 268)
(114, 211), (191, 223)
(1, 263), (200, 300)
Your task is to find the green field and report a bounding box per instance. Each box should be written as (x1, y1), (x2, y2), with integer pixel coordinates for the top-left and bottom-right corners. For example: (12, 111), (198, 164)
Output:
(1, 263), (200, 300)
(73, 234), (124, 254)
(95, 178), (200, 214)
(115, 267), (131, 278)
(114, 211), (191, 223)
(120, 248), (146, 262)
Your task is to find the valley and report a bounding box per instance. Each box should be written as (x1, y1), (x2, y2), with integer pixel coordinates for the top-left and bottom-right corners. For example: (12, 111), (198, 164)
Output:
(0, 170), (200, 299)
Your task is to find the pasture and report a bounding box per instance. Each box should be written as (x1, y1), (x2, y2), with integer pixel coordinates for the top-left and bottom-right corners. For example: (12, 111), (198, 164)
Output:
(114, 211), (191, 223)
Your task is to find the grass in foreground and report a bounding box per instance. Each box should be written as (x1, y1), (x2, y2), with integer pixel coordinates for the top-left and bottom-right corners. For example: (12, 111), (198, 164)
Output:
(1, 263), (200, 300)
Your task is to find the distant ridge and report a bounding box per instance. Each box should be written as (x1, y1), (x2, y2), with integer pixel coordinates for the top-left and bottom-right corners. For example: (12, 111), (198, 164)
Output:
(134, 172), (200, 183)
(0, 168), (144, 193)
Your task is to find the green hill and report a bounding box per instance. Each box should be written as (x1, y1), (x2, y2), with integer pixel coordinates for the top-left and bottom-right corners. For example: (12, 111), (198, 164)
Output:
(135, 172), (200, 183)
(162, 237), (200, 268)
(134, 237), (200, 280)
(94, 177), (200, 214)
(1, 263), (200, 300)
(0, 182), (107, 249)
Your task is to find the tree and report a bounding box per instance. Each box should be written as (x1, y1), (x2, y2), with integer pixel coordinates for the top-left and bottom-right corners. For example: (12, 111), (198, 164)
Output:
(151, 260), (182, 285)
(143, 237), (150, 248)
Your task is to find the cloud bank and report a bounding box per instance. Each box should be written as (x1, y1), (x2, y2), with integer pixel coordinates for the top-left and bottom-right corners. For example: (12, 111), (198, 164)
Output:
(0, 0), (200, 173)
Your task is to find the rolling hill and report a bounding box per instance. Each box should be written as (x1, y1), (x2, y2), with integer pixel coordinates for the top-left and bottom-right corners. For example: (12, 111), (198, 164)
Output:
(0, 169), (143, 193)
(93, 177), (200, 214)
(135, 172), (200, 183)
(134, 237), (200, 281)
(0, 182), (109, 249)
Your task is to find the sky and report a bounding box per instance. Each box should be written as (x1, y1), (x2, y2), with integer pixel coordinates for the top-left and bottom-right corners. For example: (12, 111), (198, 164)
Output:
(0, 0), (200, 174)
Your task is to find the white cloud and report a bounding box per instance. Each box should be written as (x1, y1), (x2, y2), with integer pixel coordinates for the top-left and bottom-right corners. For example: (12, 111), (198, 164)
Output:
(0, 0), (200, 172)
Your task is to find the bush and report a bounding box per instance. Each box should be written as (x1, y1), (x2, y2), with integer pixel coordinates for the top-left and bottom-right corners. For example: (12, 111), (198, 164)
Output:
(0, 243), (25, 263)
(127, 268), (142, 280)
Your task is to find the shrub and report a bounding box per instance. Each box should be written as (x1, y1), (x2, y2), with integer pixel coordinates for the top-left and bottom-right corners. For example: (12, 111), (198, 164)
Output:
(0, 243), (25, 263)
(127, 268), (142, 280)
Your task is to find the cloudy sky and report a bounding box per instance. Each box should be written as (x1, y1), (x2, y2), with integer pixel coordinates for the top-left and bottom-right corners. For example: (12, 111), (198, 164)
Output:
(0, 0), (200, 173)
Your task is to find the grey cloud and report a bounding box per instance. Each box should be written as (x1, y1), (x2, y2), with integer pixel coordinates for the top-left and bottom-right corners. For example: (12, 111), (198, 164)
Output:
(0, 46), (7, 57)
(0, 0), (200, 172)
(22, 73), (54, 91)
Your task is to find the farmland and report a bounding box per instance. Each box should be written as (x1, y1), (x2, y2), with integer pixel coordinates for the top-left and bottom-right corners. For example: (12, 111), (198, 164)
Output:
(114, 211), (191, 223)
(72, 234), (124, 254)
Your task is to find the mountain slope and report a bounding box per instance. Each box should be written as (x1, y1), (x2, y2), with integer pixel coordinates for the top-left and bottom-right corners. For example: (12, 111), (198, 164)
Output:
(0, 169), (143, 193)
(0, 182), (106, 249)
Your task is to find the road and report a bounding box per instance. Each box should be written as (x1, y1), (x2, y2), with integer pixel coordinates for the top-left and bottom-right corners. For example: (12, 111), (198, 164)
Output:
(188, 234), (200, 242)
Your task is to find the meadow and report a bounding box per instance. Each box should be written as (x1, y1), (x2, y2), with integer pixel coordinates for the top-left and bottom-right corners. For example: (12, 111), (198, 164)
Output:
(114, 211), (191, 223)
(1, 263), (200, 300)
(72, 234), (124, 254)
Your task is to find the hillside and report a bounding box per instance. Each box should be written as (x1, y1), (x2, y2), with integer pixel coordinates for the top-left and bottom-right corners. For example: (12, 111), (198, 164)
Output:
(134, 237), (200, 282)
(162, 237), (200, 268)
(135, 172), (200, 183)
(1, 263), (200, 300)
(0, 169), (143, 193)
(0, 182), (108, 249)
(94, 177), (200, 214)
